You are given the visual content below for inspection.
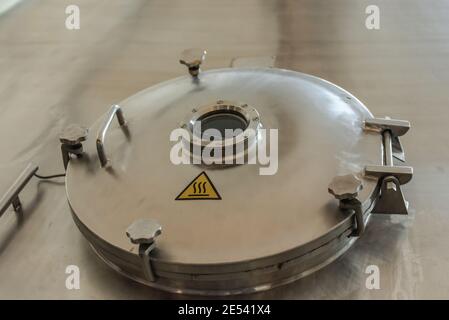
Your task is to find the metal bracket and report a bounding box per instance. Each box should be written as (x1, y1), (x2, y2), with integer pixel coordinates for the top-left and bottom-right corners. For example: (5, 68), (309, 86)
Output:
(59, 124), (89, 170)
(363, 117), (413, 215)
(328, 117), (413, 235)
(371, 176), (409, 215)
(0, 163), (39, 218)
(126, 219), (162, 282)
(364, 117), (410, 162)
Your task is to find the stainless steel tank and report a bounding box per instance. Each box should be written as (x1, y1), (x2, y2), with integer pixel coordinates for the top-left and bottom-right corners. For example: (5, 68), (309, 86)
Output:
(61, 52), (413, 295)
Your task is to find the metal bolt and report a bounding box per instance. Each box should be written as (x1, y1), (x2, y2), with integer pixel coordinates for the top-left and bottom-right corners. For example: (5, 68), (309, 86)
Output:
(126, 218), (162, 245)
(386, 180), (397, 191)
(179, 48), (207, 77)
(59, 124), (88, 145)
(60, 124), (88, 169)
(328, 174), (363, 200)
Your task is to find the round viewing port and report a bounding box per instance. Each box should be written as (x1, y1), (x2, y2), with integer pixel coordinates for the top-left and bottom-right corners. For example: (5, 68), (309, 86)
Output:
(198, 109), (249, 139)
(182, 100), (261, 164)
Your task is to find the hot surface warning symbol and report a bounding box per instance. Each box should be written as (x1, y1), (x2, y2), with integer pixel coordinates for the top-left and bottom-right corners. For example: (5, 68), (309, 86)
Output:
(175, 171), (222, 200)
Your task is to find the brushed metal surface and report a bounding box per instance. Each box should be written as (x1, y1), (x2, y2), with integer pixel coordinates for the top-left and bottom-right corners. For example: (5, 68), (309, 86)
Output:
(0, 0), (446, 299)
(64, 68), (380, 294)
(66, 68), (380, 266)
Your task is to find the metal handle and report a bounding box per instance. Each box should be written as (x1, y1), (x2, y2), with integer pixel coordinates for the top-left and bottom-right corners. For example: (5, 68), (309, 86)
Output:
(0, 163), (39, 218)
(96, 105), (127, 167)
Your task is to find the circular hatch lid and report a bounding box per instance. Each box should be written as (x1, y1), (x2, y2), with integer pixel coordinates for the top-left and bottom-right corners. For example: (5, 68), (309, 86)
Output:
(65, 68), (381, 294)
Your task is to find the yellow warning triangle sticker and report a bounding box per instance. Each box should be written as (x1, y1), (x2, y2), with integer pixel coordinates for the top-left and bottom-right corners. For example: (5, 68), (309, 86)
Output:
(175, 171), (222, 200)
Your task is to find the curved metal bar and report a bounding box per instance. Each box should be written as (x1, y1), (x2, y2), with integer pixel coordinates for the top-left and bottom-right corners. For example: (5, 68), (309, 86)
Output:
(96, 105), (126, 167)
(0, 162), (39, 217)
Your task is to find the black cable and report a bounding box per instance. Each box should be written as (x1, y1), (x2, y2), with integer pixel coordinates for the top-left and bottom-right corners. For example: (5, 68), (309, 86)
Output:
(34, 172), (66, 180)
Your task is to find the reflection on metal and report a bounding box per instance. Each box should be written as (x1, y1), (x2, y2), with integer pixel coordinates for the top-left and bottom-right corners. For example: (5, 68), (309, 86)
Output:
(96, 105), (127, 168)
(363, 117), (413, 215)
(0, 163), (38, 218)
(59, 125), (88, 170)
(0, 0), (22, 16)
(179, 48), (207, 78)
